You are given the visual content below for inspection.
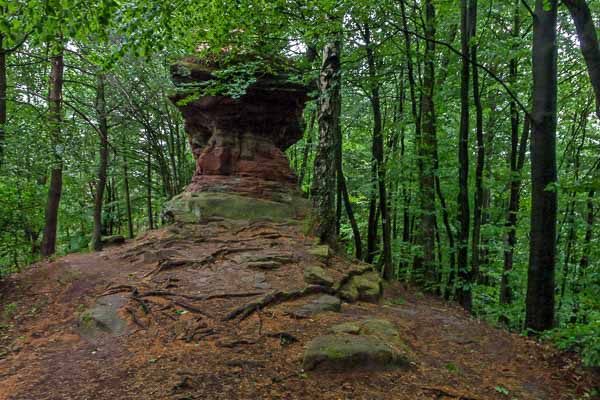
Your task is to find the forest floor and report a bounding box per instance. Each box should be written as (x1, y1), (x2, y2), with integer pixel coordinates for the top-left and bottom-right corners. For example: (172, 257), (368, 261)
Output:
(0, 219), (598, 400)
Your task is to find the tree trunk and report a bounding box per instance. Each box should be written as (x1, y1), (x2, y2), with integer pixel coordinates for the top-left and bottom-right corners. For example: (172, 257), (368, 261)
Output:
(122, 147), (134, 239)
(457, 0), (472, 310)
(338, 152), (363, 259)
(0, 35), (6, 168)
(415, 0), (438, 287)
(470, 0), (485, 285)
(500, 116), (530, 314)
(91, 74), (109, 251)
(564, 0), (600, 119)
(311, 39), (341, 247)
(298, 110), (315, 190)
(526, 0), (558, 332)
(41, 41), (65, 257)
(146, 148), (154, 230)
(363, 24), (393, 280)
(500, 0), (526, 322)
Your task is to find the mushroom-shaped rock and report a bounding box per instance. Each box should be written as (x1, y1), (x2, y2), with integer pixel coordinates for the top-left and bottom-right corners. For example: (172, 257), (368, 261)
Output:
(170, 57), (308, 198)
(164, 56), (310, 223)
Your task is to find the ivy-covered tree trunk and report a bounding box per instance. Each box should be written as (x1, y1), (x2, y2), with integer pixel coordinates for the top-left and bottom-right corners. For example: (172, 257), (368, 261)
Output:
(92, 73), (109, 251)
(526, 0), (558, 332)
(456, 0), (472, 310)
(311, 39), (341, 247)
(41, 41), (65, 257)
(564, 0), (600, 119)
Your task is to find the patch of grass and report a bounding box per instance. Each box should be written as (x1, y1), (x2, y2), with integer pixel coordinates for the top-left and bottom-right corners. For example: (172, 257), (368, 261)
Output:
(389, 297), (405, 306)
(445, 363), (460, 374)
(2, 302), (18, 320)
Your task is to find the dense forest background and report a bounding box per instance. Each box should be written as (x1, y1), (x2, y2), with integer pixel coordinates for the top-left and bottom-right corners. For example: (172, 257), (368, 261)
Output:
(0, 0), (599, 365)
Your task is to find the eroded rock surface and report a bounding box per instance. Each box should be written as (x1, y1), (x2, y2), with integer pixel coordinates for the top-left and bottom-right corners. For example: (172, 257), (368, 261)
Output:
(169, 57), (308, 201)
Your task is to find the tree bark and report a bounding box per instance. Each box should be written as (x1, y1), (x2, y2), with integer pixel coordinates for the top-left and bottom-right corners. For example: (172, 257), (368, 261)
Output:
(0, 34), (6, 168)
(457, 0), (472, 310)
(298, 110), (315, 190)
(500, 0), (526, 321)
(91, 73), (109, 251)
(363, 23), (393, 280)
(41, 41), (65, 257)
(311, 38), (341, 247)
(122, 146), (134, 239)
(470, 0), (485, 285)
(413, 0), (438, 287)
(526, 0), (558, 332)
(564, 0), (600, 119)
(146, 148), (154, 230)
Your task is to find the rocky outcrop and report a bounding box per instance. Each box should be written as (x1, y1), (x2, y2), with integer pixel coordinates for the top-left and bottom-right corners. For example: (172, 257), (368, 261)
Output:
(302, 318), (410, 371)
(77, 294), (128, 341)
(169, 57), (308, 201)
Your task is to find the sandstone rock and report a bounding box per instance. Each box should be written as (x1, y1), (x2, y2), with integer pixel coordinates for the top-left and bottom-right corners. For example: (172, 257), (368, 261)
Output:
(78, 294), (128, 341)
(288, 295), (341, 318)
(163, 191), (310, 224)
(101, 235), (125, 246)
(329, 319), (400, 342)
(307, 245), (330, 259)
(303, 266), (334, 287)
(304, 318), (409, 371)
(338, 270), (382, 303)
(302, 334), (408, 371)
(169, 56), (308, 200)
(247, 261), (281, 270)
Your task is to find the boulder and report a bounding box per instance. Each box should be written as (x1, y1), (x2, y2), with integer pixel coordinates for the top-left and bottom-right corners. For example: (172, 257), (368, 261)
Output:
(303, 318), (409, 371)
(329, 319), (401, 343)
(288, 295), (341, 318)
(302, 334), (408, 371)
(303, 266), (334, 287)
(163, 191), (310, 224)
(338, 270), (382, 303)
(307, 245), (330, 259)
(77, 294), (128, 341)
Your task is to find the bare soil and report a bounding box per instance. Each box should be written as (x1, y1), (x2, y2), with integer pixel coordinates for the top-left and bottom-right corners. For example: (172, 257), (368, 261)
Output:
(0, 220), (597, 400)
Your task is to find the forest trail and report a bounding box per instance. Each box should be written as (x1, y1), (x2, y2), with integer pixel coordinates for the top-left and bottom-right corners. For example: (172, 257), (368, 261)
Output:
(0, 219), (597, 400)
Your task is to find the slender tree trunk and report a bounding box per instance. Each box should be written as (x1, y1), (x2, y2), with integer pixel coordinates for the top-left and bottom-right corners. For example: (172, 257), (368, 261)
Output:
(457, 0), (472, 310)
(298, 111), (315, 190)
(415, 0), (438, 287)
(564, 0), (600, 119)
(41, 41), (65, 257)
(338, 151), (363, 259)
(500, 117), (530, 314)
(92, 74), (109, 251)
(0, 34), (6, 168)
(311, 38), (341, 247)
(470, 0), (485, 285)
(526, 0), (558, 332)
(500, 1), (526, 321)
(146, 148), (154, 230)
(122, 146), (134, 239)
(572, 189), (594, 320)
(363, 24), (393, 279)
(400, 1), (420, 275)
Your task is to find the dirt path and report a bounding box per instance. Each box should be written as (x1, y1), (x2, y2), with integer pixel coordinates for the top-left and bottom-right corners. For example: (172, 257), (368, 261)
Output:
(0, 220), (597, 400)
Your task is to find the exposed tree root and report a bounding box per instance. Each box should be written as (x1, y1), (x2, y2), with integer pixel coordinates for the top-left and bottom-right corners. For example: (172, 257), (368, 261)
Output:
(223, 285), (336, 321)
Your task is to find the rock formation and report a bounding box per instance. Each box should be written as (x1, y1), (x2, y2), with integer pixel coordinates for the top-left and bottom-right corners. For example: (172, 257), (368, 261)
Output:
(170, 57), (307, 196)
